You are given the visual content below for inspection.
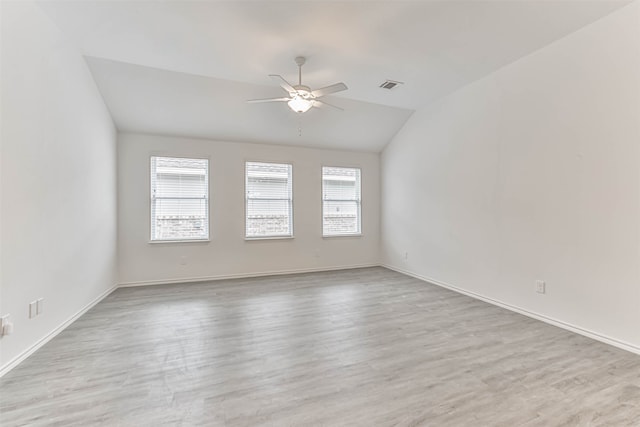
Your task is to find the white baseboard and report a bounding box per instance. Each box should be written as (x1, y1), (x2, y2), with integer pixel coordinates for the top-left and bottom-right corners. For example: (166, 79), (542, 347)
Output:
(382, 263), (640, 356)
(118, 263), (379, 288)
(0, 284), (118, 378)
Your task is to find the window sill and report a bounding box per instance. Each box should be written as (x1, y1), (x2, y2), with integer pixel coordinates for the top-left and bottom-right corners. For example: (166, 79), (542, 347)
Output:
(245, 236), (294, 241)
(149, 239), (210, 244)
(322, 234), (363, 238)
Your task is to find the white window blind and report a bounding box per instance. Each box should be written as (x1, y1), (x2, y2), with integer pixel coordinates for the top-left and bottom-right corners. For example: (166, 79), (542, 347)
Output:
(246, 162), (293, 238)
(150, 156), (209, 241)
(322, 166), (361, 236)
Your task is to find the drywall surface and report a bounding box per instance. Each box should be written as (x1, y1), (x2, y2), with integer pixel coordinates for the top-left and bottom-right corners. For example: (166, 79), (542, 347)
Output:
(1, 1), (117, 370)
(381, 3), (640, 349)
(118, 133), (380, 284)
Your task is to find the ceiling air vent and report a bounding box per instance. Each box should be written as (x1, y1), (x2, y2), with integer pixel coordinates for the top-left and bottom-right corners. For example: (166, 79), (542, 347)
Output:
(379, 80), (404, 90)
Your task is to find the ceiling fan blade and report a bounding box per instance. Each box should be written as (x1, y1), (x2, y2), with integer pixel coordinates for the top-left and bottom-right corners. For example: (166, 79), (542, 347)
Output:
(313, 99), (344, 111)
(269, 74), (296, 94)
(311, 82), (348, 98)
(247, 97), (290, 104)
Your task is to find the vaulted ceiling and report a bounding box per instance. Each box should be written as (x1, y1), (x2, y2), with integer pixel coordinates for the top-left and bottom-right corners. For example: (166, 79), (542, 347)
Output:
(37, 0), (631, 152)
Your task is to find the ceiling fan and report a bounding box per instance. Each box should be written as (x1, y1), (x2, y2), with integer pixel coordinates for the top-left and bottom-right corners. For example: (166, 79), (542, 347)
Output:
(248, 56), (348, 113)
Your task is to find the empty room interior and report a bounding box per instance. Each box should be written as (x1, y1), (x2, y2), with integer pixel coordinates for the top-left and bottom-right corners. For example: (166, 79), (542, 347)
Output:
(2, 0), (640, 425)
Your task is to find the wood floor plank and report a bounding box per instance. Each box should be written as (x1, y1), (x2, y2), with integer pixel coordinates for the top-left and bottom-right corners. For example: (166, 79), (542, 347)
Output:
(1, 267), (639, 426)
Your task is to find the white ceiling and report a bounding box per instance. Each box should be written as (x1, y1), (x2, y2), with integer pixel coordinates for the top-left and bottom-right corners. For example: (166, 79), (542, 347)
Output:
(37, 0), (631, 152)
(85, 57), (413, 151)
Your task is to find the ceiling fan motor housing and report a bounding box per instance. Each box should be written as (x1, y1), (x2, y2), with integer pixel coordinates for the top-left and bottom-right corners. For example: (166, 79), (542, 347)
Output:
(292, 85), (313, 98)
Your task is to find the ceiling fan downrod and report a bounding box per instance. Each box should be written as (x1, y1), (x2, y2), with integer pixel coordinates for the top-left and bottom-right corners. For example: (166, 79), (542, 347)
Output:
(295, 56), (305, 86)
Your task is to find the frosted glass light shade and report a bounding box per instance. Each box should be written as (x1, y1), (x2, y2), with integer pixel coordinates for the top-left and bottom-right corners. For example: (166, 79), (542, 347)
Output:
(288, 96), (312, 113)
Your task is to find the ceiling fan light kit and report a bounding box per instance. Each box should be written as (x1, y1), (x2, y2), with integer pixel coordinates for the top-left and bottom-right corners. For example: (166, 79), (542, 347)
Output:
(288, 96), (313, 113)
(248, 56), (348, 114)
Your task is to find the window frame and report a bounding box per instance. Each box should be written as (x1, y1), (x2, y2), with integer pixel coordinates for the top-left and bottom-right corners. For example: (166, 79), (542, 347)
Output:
(321, 165), (362, 238)
(149, 155), (211, 243)
(244, 161), (294, 240)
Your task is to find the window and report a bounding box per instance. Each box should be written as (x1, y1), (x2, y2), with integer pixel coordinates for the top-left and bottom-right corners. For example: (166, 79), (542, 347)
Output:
(150, 156), (209, 241)
(246, 162), (293, 238)
(322, 166), (361, 236)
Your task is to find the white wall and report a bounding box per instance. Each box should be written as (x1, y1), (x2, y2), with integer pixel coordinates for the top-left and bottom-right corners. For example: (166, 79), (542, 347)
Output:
(381, 2), (640, 350)
(118, 133), (379, 285)
(0, 1), (118, 371)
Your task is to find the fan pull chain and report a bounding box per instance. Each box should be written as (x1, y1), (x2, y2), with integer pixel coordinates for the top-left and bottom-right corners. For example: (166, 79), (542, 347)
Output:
(298, 118), (302, 137)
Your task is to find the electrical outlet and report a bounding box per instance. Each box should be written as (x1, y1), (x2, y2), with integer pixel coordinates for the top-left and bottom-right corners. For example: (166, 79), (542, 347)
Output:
(29, 301), (37, 319)
(1, 315), (13, 337)
(536, 280), (546, 294)
(37, 298), (44, 315)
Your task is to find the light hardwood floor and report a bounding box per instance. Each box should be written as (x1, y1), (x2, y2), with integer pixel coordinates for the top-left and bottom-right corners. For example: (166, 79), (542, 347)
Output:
(1, 267), (639, 426)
